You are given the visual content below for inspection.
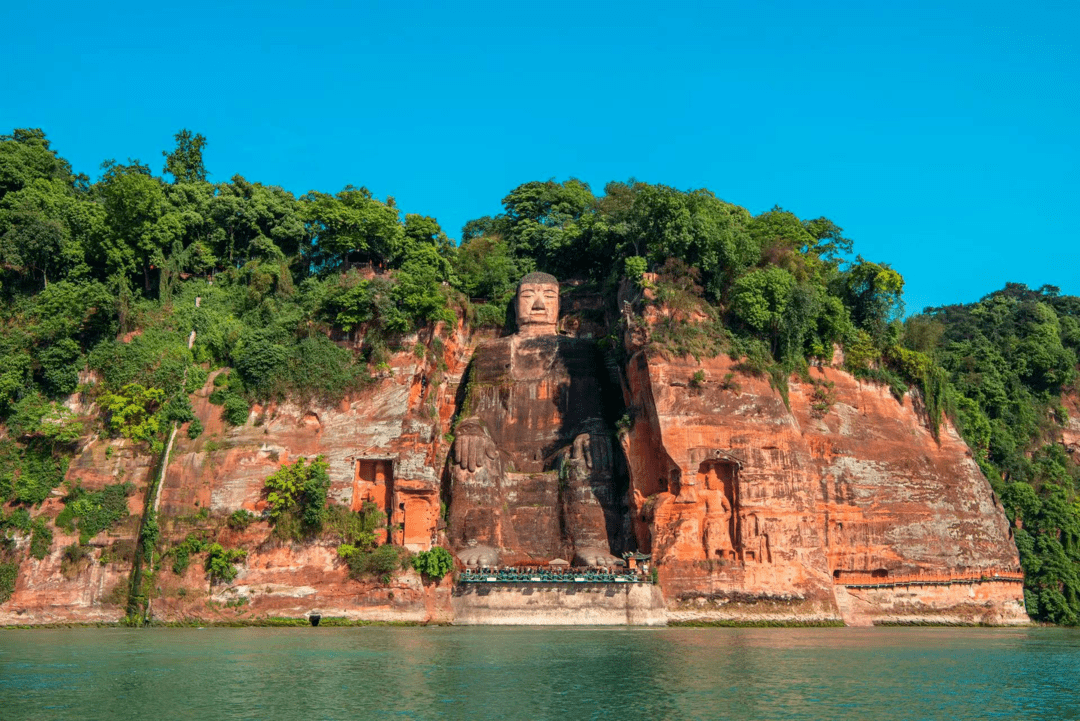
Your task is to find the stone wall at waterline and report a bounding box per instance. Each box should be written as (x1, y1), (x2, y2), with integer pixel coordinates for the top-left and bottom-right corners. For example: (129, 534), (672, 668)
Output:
(451, 583), (666, 626)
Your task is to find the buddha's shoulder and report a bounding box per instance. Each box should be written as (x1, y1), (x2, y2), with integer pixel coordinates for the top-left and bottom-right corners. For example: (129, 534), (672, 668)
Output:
(471, 335), (597, 380)
(471, 337), (514, 378)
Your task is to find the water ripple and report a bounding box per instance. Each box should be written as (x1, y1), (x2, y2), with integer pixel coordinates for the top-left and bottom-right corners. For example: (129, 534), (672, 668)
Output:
(1, 627), (1079, 720)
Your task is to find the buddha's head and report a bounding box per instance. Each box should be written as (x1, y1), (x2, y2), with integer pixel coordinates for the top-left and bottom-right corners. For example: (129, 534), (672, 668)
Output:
(515, 272), (559, 336)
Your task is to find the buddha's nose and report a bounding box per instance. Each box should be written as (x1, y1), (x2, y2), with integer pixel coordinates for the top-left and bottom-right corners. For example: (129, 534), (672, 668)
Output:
(532, 296), (546, 311)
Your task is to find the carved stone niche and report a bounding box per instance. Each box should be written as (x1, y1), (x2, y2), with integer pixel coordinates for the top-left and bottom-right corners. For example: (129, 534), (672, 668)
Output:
(689, 448), (743, 562)
(353, 457), (395, 543)
(741, 512), (771, 564)
(353, 458), (394, 512)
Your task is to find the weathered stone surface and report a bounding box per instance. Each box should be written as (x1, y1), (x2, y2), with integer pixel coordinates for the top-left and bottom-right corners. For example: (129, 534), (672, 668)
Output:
(149, 524), (452, 624)
(621, 347), (1028, 625)
(1, 436), (151, 625)
(0, 521), (133, 625)
(1, 295), (1035, 626)
(452, 583), (666, 625)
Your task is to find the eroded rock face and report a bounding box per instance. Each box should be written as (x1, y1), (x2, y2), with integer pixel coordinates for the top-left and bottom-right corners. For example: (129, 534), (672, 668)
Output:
(621, 348), (1028, 625)
(2, 322), (469, 625)
(159, 322), (472, 552)
(0, 438), (152, 625)
(0, 290), (1034, 626)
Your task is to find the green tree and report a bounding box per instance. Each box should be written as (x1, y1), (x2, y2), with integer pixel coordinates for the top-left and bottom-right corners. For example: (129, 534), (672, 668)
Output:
(452, 235), (522, 301)
(0, 129), (73, 201)
(411, 546), (454, 580)
(100, 383), (165, 448)
(731, 267), (797, 338)
(498, 179), (595, 276)
(162, 129), (208, 183)
(98, 161), (182, 292)
(302, 186), (403, 271)
(841, 257), (905, 341)
(209, 175), (306, 265)
(392, 245), (454, 326)
(0, 177), (99, 289)
(205, 543), (246, 584)
(37, 337), (81, 395)
(632, 186), (756, 299)
(0, 206), (65, 288)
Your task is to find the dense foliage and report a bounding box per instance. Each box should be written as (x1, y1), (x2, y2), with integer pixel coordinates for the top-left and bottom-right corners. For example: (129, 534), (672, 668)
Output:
(55, 482), (134, 544)
(411, 546), (454, 581)
(914, 285), (1080, 623)
(1, 128), (1078, 624)
(340, 543), (412, 584)
(205, 543), (247, 584)
(170, 532), (209, 575)
(263, 456), (331, 533)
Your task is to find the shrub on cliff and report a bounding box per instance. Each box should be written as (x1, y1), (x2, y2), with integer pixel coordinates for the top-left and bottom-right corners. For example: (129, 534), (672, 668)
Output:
(325, 502), (383, 549)
(186, 418), (203, 439)
(226, 509), (256, 530)
(59, 542), (91, 578)
(1, 439), (70, 506)
(411, 546), (453, 581)
(205, 543), (246, 584)
(99, 383), (166, 451)
(221, 395), (250, 426)
(170, 533), (209, 574)
(29, 518), (52, 560)
(263, 456), (330, 535)
(0, 562), (17, 603)
(56, 482), (133, 544)
(346, 543), (411, 584)
(0, 507), (31, 534)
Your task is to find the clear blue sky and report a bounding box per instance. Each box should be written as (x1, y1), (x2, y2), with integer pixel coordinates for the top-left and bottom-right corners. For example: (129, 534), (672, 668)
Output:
(2, 0), (1076, 314)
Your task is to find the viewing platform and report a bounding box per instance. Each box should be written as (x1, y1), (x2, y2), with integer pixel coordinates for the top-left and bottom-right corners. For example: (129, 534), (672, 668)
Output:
(458, 567), (649, 584)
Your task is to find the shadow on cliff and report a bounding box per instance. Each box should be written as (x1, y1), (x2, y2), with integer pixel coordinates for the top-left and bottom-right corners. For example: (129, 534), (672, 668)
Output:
(541, 337), (632, 556)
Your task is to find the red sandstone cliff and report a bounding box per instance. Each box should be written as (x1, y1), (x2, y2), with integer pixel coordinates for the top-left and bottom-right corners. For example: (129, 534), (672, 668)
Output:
(1, 321), (472, 625)
(620, 343), (1027, 625)
(0, 303), (1032, 625)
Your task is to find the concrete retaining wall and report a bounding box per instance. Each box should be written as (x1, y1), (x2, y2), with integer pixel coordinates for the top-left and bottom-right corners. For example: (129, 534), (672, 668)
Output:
(451, 583), (667, 625)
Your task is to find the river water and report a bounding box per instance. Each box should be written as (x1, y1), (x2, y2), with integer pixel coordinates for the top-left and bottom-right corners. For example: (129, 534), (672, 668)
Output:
(1, 626), (1078, 720)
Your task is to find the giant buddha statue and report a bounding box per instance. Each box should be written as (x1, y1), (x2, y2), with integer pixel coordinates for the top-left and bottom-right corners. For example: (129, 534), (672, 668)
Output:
(447, 272), (627, 567)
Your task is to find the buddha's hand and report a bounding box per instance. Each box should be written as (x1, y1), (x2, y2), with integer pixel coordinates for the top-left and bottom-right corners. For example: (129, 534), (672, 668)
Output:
(452, 418), (498, 473)
(571, 425), (613, 476)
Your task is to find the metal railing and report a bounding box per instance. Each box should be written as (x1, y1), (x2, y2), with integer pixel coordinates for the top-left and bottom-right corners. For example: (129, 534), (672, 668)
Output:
(458, 567), (647, 584)
(835, 567), (1024, 589)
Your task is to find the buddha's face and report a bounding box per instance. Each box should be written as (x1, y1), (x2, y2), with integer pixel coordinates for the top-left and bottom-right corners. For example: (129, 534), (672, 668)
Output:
(516, 281), (559, 333)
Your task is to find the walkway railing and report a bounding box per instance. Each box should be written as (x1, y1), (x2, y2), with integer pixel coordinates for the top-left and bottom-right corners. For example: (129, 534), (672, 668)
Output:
(459, 567), (647, 584)
(836, 568), (1024, 589)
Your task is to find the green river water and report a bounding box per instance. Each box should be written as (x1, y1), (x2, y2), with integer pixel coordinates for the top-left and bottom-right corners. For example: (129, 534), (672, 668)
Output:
(1, 626), (1078, 720)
